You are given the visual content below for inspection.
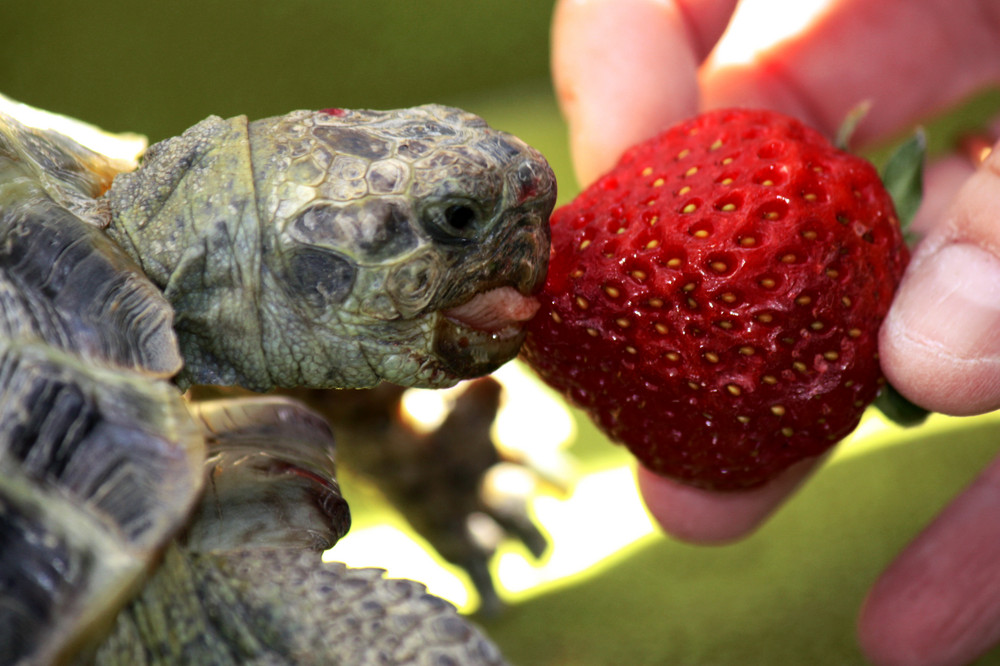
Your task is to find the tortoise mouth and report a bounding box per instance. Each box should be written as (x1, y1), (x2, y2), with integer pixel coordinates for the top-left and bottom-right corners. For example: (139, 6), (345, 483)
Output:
(442, 286), (539, 334)
(433, 286), (539, 378)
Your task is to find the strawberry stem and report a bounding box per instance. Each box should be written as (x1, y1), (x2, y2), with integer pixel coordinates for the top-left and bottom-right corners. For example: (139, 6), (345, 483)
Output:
(835, 100), (873, 151)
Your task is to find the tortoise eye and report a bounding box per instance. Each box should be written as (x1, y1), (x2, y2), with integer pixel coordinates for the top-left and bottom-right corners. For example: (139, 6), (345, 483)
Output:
(422, 200), (483, 243)
(444, 204), (477, 231)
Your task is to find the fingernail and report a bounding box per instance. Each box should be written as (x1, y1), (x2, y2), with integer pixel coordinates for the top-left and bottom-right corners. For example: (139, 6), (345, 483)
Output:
(890, 243), (1000, 359)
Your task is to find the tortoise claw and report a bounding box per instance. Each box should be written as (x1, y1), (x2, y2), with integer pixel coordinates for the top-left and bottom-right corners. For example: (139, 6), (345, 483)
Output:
(283, 376), (568, 612)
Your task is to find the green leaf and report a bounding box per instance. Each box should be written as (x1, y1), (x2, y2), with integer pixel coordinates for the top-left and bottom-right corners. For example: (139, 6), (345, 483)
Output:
(870, 134), (929, 428)
(880, 130), (926, 236)
(873, 381), (930, 427)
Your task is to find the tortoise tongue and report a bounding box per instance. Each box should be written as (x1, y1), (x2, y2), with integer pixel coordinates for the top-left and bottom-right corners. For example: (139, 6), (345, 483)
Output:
(443, 287), (540, 333)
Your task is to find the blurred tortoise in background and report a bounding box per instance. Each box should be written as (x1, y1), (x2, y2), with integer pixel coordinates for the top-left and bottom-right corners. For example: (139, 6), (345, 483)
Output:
(0, 93), (555, 664)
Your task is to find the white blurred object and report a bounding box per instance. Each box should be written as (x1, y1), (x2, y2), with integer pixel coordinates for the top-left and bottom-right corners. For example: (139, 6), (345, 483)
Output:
(0, 92), (146, 168)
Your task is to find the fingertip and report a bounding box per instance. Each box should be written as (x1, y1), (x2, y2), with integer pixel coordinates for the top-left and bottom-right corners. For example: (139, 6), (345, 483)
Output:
(701, 0), (1000, 144)
(909, 157), (976, 239)
(636, 456), (821, 545)
(551, 0), (700, 185)
(880, 241), (1000, 416)
(880, 138), (1000, 416)
(857, 455), (1000, 666)
(857, 584), (937, 666)
(857, 593), (933, 666)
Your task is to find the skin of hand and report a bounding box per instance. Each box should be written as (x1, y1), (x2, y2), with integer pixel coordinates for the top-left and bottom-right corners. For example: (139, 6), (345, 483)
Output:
(551, 0), (1000, 664)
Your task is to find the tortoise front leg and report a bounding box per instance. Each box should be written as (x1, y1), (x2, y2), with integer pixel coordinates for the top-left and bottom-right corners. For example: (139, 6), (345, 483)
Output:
(95, 395), (507, 665)
(182, 396), (349, 553)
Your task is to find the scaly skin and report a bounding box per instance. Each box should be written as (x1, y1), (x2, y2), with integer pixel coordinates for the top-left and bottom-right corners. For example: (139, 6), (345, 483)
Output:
(104, 106), (555, 391)
(94, 547), (505, 666)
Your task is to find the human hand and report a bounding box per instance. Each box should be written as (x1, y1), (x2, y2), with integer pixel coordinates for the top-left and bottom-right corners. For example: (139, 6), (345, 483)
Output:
(551, 0), (1000, 663)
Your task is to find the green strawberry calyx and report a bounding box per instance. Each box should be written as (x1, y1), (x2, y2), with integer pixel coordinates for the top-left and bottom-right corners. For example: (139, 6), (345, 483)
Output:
(873, 129), (930, 427)
(881, 130), (926, 240)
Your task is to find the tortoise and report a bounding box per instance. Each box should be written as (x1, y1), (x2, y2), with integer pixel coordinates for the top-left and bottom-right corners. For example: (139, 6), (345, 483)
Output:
(0, 93), (555, 664)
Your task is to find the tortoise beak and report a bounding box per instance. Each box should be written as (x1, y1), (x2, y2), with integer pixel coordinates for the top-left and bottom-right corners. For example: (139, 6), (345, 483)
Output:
(432, 307), (532, 379)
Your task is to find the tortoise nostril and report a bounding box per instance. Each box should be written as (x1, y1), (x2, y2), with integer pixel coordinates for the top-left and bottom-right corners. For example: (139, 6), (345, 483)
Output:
(515, 162), (540, 202)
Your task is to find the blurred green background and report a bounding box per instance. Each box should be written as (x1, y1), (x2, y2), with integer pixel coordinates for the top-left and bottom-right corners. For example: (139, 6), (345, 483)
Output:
(6, 2), (1000, 664)
(0, 0), (570, 190)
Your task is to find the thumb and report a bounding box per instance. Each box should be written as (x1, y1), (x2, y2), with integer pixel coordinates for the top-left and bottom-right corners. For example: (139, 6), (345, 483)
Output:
(880, 140), (1000, 415)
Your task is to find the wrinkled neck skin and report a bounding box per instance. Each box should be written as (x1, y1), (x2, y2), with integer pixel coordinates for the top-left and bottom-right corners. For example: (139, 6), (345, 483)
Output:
(104, 115), (370, 391)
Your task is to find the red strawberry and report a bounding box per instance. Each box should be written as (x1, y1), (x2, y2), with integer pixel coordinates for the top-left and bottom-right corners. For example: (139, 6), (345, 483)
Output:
(521, 108), (910, 490)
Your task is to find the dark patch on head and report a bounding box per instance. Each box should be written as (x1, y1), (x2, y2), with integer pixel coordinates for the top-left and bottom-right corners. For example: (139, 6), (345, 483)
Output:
(287, 247), (356, 308)
(367, 161), (407, 194)
(312, 126), (392, 160)
(291, 202), (417, 261)
(355, 200), (418, 259)
(478, 136), (522, 162)
(292, 205), (351, 248)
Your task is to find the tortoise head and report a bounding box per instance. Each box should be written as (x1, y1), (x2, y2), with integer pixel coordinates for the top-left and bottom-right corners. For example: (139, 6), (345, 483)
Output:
(105, 106), (555, 390)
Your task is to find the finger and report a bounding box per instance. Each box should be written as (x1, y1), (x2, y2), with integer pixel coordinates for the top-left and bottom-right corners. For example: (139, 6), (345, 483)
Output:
(858, 453), (1000, 666)
(910, 156), (977, 240)
(910, 121), (1000, 239)
(551, 0), (738, 186)
(701, 0), (1000, 143)
(879, 139), (1000, 415)
(636, 455), (823, 544)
